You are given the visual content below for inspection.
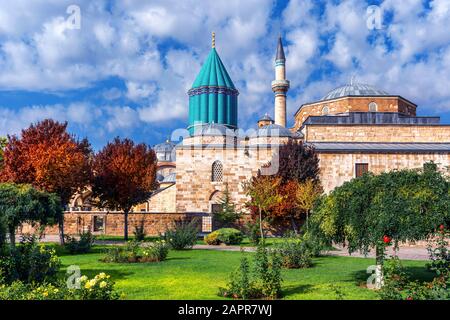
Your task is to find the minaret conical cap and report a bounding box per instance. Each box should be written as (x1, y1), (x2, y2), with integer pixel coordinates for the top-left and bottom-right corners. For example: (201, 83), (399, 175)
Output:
(276, 36), (286, 61)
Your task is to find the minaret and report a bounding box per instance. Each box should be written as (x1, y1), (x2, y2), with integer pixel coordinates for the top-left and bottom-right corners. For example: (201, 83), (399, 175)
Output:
(271, 36), (290, 127)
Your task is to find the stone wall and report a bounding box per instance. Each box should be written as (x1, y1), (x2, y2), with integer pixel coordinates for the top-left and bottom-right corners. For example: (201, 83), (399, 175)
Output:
(318, 152), (450, 192)
(305, 125), (450, 143)
(21, 211), (207, 237)
(294, 96), (417, 130)
(175, 145), (275, 213)
(147, 184), (176, 213)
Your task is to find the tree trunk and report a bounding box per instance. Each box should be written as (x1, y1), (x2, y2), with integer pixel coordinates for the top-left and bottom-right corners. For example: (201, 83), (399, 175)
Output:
(259, 207), (264, 242)
(290, 216), (298, 234)
(306, 211), (309, 231)
(375, 245), (385, 289)
(8, 225), (15, 247)
(59, 219), (65, 245)
(124, 209), (129, 241)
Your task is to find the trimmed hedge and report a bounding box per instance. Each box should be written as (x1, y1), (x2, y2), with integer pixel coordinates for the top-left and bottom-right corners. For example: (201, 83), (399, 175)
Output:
(204, 228), (243, 245)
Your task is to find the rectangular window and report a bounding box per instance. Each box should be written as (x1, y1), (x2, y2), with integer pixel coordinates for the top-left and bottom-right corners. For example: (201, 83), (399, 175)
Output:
(355, 163), (369, 178)
(93, 216), (105, 233)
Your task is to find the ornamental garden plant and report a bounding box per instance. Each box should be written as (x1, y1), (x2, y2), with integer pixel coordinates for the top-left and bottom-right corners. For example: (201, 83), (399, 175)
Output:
(102, 240), (169, 263)
(311, 164), (450, 289)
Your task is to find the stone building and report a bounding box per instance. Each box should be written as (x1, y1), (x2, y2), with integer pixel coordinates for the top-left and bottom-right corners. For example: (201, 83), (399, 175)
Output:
(48, 34), (449, 236)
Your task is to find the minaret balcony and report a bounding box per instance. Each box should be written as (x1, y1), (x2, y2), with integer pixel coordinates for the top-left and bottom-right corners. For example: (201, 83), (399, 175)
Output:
(271, 79), (290, 92)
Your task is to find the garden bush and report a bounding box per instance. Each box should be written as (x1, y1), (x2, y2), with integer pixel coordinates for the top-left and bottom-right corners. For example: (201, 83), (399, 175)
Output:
(204, 231), (220, 245)
(273, 235), (312, 269)
(204, 228), (243, 246)
(102, 240), (169, 263)
(0, 273), (121, 300)
(164, 219), (199, 250)
(133, 220), (146, 241)
(0, 235), (60, 285)
(244, 221), (261, 245)
(64, 230), (94, 254)
(218, 243), (283, 299)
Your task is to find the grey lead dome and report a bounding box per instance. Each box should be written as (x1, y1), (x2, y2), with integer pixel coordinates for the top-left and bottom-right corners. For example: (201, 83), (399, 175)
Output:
(321, 83), (389, 101)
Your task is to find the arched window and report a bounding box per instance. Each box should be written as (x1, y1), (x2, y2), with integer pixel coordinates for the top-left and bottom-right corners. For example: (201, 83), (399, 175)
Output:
(211, 161), (223, 182)
(369, 102), (378, 112)
(322, 106), (329, 115)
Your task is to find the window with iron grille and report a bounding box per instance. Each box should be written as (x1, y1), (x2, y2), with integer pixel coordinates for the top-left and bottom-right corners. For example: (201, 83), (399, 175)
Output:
(211, 161), (223, 182)
(355, 163), (369, 178)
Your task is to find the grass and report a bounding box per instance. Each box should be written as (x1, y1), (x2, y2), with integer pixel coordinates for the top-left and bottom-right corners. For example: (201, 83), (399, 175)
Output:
(56, 245), (433, 300)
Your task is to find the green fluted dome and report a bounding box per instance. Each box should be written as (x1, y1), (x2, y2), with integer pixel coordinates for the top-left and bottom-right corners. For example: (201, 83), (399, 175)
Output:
(188, 48), (239, 135)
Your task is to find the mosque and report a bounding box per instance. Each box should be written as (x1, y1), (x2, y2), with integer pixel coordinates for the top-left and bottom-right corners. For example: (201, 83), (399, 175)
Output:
(56, 34), (450, 236)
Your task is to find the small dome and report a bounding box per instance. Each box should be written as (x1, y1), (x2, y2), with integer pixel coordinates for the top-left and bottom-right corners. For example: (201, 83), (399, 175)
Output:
(156, 173), (165, 182)
(191, 123), (237, 137)
(258, 113), (274, 122)
(154, 140), (176, 162)
(253, 124), (293, 137)
(321, 83), (389, 101)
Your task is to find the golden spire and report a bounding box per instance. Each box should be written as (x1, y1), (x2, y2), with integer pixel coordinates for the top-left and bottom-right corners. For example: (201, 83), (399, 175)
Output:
(212, 32), (215, 48)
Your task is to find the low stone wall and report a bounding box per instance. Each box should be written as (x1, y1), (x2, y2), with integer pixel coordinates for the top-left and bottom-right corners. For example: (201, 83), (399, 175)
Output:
(21, 211), (208, 237)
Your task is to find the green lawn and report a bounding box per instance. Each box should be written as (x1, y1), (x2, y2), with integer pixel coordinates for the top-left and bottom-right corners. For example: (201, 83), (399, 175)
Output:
(57, 246), (433, 300)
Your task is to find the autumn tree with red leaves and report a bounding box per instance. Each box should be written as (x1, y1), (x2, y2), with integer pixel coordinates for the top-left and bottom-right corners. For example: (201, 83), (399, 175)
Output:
(253, 140), (322, 233)
(1, 119), (92, 244)
(92, 137), (158, 241)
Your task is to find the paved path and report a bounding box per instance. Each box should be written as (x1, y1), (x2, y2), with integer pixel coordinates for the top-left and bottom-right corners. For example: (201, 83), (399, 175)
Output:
(26, 235), (440, 261)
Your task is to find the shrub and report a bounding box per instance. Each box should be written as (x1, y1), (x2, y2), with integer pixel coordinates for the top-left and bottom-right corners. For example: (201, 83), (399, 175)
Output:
(379, 256), (450, 300)
(102, 240), (169, 263)
(102, 240), (140, 263)
(205, 228), (243, 246)
(76, 273), (120, 300)
(0, 235), (60, 285)
(164, 219), (199, 250)
(217, 228), (243, 245)
(0, 273), (121, 300)
(141, 240), (169, 262)
(219, 243), (283, 299)
(273, 236), (312, 269)
(133, 220), (146, 241)
(64, 230), (94, 254)
(204, 231), (220, 245)
(426, 225), (449, 278)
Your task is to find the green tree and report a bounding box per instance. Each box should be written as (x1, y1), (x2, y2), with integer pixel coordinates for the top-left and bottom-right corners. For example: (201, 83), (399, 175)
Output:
(0, 183), (63, 247)
(312, 164), (449, 288)
(215, 183), (241, 228)
(242, 175), (284, 241)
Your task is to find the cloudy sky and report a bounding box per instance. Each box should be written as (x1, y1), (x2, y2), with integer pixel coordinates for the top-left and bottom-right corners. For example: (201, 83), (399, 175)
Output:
(0, 0), (450, 149)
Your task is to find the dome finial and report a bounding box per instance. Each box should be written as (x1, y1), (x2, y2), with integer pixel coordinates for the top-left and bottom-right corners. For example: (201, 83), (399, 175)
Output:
(212, 32), (215, 48)
(350, 75), (356, 86)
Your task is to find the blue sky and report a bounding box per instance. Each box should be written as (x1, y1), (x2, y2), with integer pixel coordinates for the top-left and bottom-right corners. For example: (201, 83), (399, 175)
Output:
(1, 0), (450, 150)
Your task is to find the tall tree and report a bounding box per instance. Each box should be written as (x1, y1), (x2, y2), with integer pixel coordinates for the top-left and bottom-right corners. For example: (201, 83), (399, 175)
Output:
(273, 140), (320, 184)
(295, 179), (323, 230)
(215, 183), (241, 228)
(0, 183), (62, 246)
(1, 119), (92, 244)
(311, 164), (449, 288)
(92, 137), (158, 241)
(242, 175), (284, 241)
(260, 140), (322, 232)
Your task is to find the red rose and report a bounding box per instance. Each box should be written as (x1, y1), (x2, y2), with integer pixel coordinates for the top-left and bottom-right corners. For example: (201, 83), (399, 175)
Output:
(383, 235), (391, 244)
(439, 224), (445, 231)
(406, 296), (413, 300)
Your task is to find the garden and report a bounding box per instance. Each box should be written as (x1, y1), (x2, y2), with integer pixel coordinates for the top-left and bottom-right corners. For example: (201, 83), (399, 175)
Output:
(0, 120), (449, 300)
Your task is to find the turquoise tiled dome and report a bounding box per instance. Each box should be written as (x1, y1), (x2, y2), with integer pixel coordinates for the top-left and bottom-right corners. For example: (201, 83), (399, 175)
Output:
(188, 47), (239, 135)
